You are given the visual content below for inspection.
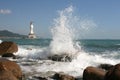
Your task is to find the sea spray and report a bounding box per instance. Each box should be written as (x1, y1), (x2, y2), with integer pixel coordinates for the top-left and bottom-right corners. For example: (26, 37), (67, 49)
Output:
(0, 39), (2, 43)
(49, 6), (80, 57)
(49, 5), (96, 57)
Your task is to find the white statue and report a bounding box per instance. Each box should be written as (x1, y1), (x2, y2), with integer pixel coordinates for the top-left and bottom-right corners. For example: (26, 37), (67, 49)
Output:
(30, 22), (34, 34)
(28, 21), (36, 38)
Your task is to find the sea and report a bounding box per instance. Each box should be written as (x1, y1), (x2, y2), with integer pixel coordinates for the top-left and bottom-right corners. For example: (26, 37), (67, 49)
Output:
(1, 6), (120, 80)
(1, 38), (120, 79)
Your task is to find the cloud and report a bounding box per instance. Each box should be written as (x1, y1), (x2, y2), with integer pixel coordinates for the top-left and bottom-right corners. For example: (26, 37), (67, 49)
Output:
(0, 9), (12, 14)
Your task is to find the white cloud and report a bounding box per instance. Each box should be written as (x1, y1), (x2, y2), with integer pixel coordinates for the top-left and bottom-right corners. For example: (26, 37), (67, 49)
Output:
(0, 9), (12, 14)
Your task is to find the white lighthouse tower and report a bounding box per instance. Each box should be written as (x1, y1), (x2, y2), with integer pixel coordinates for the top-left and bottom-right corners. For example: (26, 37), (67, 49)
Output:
(28, 21), (36, 39)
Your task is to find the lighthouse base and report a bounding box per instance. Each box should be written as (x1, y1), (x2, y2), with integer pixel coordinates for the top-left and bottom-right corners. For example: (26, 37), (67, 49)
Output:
(28, 33), (36, 39)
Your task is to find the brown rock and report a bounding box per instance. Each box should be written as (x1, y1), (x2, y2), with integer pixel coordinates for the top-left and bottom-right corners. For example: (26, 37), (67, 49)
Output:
(104, 63), (120, 80)
(0, 63), (17, 80)
(0, 41), (18, 55)
(52, 73), (75, 80)
(83, 66), (106, 80)
(0, 58), (22, 79)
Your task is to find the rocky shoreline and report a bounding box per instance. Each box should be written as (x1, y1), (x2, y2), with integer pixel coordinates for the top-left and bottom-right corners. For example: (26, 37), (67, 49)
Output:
(0, 41), (120, 80)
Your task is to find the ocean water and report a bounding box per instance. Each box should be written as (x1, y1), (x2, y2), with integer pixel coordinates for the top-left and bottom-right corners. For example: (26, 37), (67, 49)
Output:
(1, 6), (120, 79)
(1, 38), (120, 78)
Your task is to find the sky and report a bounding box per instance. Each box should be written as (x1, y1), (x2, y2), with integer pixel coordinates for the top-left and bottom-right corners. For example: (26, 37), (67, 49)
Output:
(0, 0), (120, 39)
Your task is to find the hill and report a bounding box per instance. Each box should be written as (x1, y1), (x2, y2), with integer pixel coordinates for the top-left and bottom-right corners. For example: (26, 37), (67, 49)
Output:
(0, 30), (27, 38)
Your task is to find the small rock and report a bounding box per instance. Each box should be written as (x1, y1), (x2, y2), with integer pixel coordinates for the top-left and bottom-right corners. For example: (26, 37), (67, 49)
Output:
(52, 73), (76, 80)
(48, 54), (72, 62)
(33, 76), (48, 80)
(98, 64), (114, 71)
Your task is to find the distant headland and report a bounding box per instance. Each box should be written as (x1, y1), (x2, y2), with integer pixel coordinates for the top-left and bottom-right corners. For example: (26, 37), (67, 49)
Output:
(0, 30), (27, 39)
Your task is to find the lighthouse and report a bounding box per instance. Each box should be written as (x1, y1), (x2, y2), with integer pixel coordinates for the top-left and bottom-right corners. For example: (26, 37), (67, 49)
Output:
(28, 21), (36, 39)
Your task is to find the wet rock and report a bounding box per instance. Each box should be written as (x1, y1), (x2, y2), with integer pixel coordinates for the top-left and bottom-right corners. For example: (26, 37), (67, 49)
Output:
(98, 64), (114, 71)
(48, 54), (72, 62)
(104, 63), (120, 80)
(0, 41), (18, 55)
(0, 63), (17, 80)
(33, 76), (48, 80)
(83, 66), (106, 80)
(2, 53), (16, 59)
(52, 73), (76, 80)
(0, 58), (22, 79)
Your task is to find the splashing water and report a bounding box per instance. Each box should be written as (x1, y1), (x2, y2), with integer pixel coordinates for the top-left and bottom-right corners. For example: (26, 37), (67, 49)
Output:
(49, 5), (97, 57)
(0, 40), (2, 43)
(50, 6), (80, 56)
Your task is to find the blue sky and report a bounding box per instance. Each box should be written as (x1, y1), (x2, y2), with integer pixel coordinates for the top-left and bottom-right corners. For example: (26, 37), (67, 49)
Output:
(0, 0), (120, 39)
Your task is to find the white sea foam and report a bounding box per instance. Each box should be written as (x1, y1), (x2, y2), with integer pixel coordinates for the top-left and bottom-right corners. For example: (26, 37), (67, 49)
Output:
(0, 40), (2, 43)
(16, 46), (120, 77)
(16, 45), (49, 59)
(18, 48), (119, 77)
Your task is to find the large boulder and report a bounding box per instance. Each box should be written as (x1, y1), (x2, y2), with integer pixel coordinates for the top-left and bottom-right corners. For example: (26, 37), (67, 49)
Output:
(104, 63), (120, 80)
(0, 63), (17, 80)
(83, 66), (106, 80)
(0, 41), (18, 55)
(0, 58), (22, 79)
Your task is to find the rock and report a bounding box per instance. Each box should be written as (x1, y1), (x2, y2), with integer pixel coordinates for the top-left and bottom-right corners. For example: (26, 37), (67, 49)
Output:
(83, 66), (106, 80)
(48, 54), (72, 62)
(33, 76), (48, 80)
(0, 41), (18, 55)
(0, 58), (22, 79)
(104, 63), (120, 80)
(0, 63), (17, 80)
(98, 64), (114, 71)
(2, 53), (16, 59)
(52, 73), (76, 80)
